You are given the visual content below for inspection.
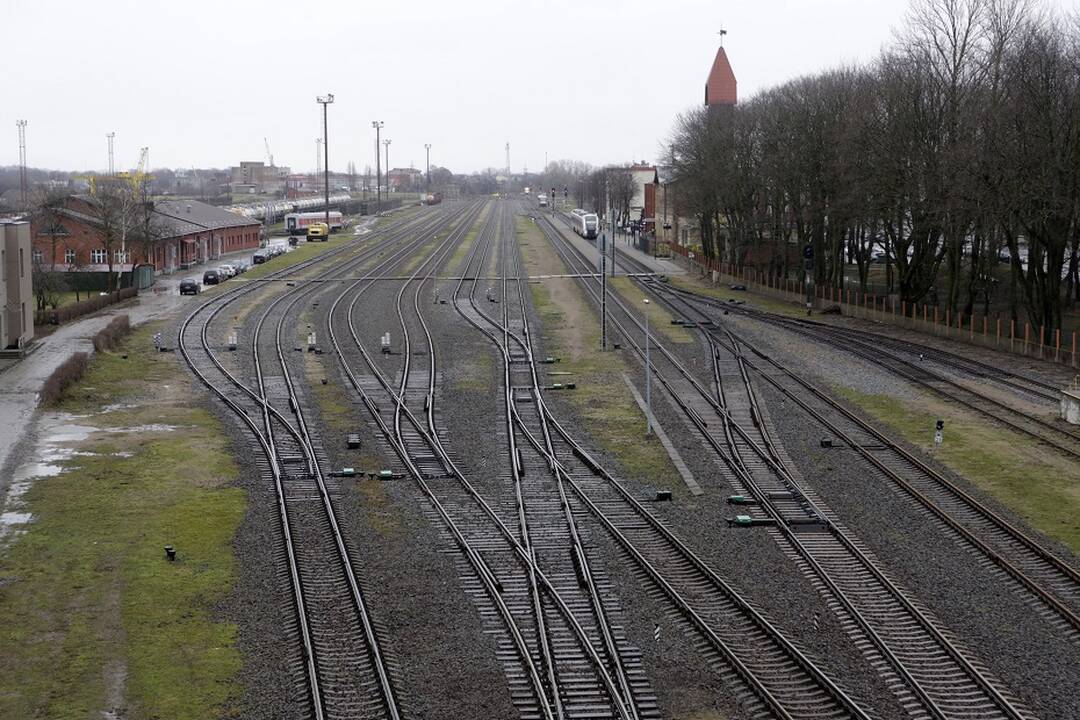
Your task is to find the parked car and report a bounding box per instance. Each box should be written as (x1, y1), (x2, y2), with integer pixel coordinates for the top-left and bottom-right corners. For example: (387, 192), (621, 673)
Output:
(219, 264), (237, 278)
(179, 277), (201, 295)
(203, 268), (222, 285)
(252, 250), (269, 264)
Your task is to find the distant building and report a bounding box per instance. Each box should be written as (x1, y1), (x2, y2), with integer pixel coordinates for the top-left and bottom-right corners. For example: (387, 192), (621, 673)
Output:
(388, 167), (422, 192)
(705, 45), (737, 107)
(31, 196), (262, 278)
(230, 161), (290, 195)
(1, 220), (34, 350)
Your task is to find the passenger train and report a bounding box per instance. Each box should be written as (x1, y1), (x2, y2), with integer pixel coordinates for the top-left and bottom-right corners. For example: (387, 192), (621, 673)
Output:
(285, 211), (344, 235)
(568, 208), (599, 240)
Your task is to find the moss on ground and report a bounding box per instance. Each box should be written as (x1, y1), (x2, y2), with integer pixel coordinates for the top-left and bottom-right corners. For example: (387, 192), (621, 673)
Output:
(447, 204), (490, 274)
(610, 277), (693, 344)
(0, 323), (245, 719)
(668, 273), (807, 318)
(837, 387), (1080, 554)
(519, 220), (685, 495)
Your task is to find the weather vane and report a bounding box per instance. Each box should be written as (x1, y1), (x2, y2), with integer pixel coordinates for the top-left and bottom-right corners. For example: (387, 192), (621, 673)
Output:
(718, 27), (727, 47)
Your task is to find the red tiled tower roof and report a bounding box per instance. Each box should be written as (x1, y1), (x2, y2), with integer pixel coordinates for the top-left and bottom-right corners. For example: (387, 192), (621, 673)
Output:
(705, 46), (737, 106)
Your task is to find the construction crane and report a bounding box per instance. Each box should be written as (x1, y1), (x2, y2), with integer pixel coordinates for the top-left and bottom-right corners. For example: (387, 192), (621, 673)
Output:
(264, 137), (274, 168)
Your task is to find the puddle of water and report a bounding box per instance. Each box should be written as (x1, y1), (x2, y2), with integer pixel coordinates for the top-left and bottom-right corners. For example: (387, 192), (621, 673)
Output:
(107, 424), (178, 434)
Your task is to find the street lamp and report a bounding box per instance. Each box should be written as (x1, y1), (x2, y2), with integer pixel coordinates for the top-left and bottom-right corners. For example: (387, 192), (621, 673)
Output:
(643, 298), (652, 435)
(371, 121), (384, 212)
(383, 139), (392, 197)
(424, 143), (432, 192)
(316, 93), (334, 230)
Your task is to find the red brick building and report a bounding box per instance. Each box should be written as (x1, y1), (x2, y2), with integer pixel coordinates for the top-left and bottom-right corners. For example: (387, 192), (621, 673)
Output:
(31, 196), (262, 276)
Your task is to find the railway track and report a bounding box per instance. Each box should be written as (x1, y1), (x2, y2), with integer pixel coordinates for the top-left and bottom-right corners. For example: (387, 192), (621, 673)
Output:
(654, 282), (1080, 461)
(646, 281), (1080, 640)
(535, 212), (1036, 720)
(177, 205), (463, 719)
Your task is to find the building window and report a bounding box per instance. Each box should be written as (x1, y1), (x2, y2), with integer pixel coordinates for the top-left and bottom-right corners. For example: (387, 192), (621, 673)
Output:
(32, 248), (43, 265)
(65, 248), (76, 265)
(91, 248), (107, 264)
(114, 249), (129, 264)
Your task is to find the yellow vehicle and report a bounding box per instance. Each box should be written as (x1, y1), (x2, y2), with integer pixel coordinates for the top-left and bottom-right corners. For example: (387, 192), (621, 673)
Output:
(306, 222), (330, 241)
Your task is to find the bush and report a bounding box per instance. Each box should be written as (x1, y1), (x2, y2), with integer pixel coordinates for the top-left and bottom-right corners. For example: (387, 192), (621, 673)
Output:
(41, 287), (138, 326)
(39, 352), (90, 406)
(92, 315), (132, 352)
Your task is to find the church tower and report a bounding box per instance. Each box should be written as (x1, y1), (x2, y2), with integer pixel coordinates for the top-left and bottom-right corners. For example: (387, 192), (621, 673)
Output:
(705, 45), (737, 107)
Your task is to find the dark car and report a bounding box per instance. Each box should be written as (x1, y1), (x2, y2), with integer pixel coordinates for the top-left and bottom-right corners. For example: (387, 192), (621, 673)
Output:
(179, 277), (201, 295)
(252, 250), (269, 264)
(203, 268), (222, 285)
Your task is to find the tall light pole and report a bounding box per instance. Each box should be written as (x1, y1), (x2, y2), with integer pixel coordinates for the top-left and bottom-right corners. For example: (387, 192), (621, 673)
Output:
(372, 121), (384, 213)
(316, 93), (334, 231)
(643, 298), (652, 435)
(383, 139), (391, 198)
(424, 143), (431, 192)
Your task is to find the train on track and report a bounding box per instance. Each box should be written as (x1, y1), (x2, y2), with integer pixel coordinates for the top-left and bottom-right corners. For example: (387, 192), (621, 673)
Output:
(568, 208), (599, 239)
(224, 193), (353, 223)
(423, 192), (443, 205)
(285, 211), (344, 235)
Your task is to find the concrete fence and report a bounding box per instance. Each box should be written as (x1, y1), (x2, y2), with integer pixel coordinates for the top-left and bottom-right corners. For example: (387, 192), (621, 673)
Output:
(670, 243), (1079, 369)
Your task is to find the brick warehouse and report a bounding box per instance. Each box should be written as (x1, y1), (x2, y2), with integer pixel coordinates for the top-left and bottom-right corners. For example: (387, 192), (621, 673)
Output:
(31, 196), (262, 278)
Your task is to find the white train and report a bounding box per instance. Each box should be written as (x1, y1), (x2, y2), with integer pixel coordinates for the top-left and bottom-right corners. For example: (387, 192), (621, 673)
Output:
(569, 208), (599, 240)
(285, 211), (344, 235)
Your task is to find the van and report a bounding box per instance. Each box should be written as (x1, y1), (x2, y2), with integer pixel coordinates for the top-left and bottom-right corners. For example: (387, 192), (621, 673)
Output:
(307, 222), (329, 241)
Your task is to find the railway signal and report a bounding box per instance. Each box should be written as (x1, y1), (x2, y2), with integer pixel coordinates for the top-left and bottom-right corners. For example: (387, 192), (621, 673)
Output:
(934, 419), (944, 446)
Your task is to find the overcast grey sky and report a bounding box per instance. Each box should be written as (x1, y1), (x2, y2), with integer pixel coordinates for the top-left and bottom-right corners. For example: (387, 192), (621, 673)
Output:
(3, 0), (1054, 175)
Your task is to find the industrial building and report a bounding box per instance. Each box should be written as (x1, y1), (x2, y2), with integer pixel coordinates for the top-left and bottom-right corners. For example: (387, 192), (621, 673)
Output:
(1, 220), (34, 351)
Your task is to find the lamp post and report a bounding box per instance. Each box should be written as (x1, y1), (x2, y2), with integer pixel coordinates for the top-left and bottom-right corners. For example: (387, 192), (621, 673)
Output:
(316, 94), (334, 230)
(643, 298), (652, 435)
(372, 121), (384, 212)
(383, 139), (392, 198)
(424, 143), (432, 192)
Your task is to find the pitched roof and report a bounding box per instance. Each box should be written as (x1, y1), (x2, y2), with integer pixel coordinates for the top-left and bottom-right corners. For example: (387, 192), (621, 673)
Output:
(152, 199), (259, 231)
(705, 46), (737, 106)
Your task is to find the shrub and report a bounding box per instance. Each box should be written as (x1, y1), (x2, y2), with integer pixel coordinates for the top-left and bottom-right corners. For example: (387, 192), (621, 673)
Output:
(39, 352), (90, 406)
(92, 315), (132, 352)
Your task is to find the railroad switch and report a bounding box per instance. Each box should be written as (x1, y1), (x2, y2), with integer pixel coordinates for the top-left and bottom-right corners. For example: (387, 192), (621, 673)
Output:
(539, 357), (561, 364)
(726, 494), (756, 505)
(654, 490), (673, 502)
(820, 438), (833, 448)
(334, 468), (356, 477)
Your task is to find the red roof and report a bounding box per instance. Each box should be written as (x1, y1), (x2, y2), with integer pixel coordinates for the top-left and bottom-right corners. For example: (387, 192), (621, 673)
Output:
(705, 47), (737, 106)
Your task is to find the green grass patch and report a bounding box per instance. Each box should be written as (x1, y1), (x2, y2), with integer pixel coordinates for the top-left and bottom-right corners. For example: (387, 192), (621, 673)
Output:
(837, 387), (1080, 554)
(668, 274), (807, 318)
(0, 324), (245, 718)
(447, 205), (491, 274)
(610, 277), (693, 344)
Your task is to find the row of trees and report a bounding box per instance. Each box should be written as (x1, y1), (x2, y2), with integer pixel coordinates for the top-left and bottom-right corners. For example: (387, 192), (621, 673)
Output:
(669, 0), (1080, 332)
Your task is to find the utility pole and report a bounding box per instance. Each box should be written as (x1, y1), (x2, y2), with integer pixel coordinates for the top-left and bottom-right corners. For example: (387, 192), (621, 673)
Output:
(16, 120), (28, 207)
(600, 232), (608, 350)
(317, 93), (334, 231)
(424, 144), (431, 191)
(383, 139), (391, 198)
(644, 298), (652, 435)
(106, 132), (115, 175)
(372, 121), (384, 212)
